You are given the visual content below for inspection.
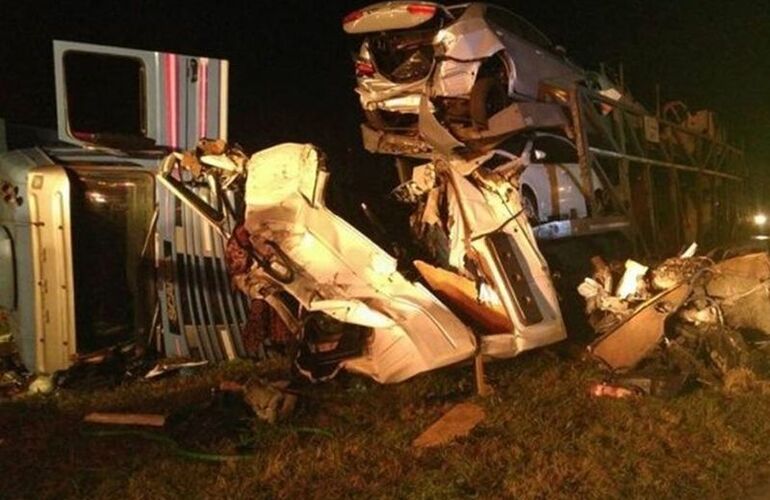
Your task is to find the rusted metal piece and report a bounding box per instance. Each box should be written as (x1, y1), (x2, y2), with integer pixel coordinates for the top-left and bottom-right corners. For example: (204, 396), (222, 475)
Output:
(568, 86), (595, 213)
(587, 147), (743, 181)
(589, 283), (690, 371)
(451, 102), (568, 143)
(642, 165), (658, 253)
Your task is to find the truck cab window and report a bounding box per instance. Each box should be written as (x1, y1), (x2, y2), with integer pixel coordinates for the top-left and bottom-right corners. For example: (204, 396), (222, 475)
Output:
(64, 52), (146, 138)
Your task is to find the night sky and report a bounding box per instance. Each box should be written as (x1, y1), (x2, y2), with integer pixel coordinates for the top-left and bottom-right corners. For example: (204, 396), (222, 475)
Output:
(1, 0), (768, 185)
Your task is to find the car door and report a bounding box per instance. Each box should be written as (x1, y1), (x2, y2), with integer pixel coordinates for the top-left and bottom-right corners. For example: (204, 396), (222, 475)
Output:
(483, 6), (579, 99)
(52, 41), (247, 364)
(54, 40), (229, 150)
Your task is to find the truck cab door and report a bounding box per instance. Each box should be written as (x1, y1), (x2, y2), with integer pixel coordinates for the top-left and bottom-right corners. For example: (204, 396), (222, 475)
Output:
(54, 40), (229, 151)
(51, 41), (246, 365)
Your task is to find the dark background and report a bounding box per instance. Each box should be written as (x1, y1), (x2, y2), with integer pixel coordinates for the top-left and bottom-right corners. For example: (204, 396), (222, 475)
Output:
(1, 0), (768, 196)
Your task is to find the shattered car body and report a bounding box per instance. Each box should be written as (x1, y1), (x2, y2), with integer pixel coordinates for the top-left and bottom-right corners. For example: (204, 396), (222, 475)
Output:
(240, 143), (477, 383)
(163, 141), (566, 383)
(581, 248), (770, 396)
(2, 39), (566, 386)
(344, 2), (583, 142)
(345, 4), (602, 228)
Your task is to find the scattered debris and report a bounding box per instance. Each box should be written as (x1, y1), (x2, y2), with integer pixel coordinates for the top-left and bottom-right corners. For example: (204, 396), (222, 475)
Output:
(650, 255), (711, 291)
(219, 379), (297, 424)
(81, 429), (253, 463)
(27, 374), (54, 395)
(0, 358), (29, 399)
(84, 412), (167, 427)
(53, 342), (152, 391)
(580, 247), (770, 396)
(589, 382), (636, 399)
(243, 380), (297, 424)
(616, 259), (650, 299)
(144, 360), (208, 379)
(590, 283), (690, 371)
(412, 402), (485, 448)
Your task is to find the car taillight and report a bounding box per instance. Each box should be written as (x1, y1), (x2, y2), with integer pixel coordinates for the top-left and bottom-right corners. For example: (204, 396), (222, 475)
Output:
(355, 61), (375, 77)
(406, 4), (437, 16)
(72, 131), (97, 141)
(342, 10), (364, 25)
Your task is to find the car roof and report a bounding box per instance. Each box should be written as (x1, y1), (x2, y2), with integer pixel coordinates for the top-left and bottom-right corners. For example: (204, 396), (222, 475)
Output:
(448, 3), (554, 48)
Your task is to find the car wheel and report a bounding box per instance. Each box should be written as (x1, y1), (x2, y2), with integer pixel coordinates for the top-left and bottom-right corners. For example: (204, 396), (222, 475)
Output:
(521, 186), (540, 226)
(469, 76), (508, 128)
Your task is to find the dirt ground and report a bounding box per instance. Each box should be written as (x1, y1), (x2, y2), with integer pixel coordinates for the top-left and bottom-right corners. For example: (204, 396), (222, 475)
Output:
(4, 344), (770, 499)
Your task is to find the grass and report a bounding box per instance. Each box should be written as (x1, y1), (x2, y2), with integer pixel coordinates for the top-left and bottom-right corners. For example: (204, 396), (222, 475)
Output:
(3, 345), (770, 499)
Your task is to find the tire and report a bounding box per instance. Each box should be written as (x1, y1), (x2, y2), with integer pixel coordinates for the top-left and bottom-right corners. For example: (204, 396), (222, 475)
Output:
(469, 76), (508, 128)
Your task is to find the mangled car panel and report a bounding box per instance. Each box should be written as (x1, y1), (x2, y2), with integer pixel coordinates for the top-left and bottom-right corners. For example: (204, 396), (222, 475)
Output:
(581, 248), (770, 396)
(240, 143), (477, 383)
(344, 2), (583, 136)
(160, 139), (566, 383)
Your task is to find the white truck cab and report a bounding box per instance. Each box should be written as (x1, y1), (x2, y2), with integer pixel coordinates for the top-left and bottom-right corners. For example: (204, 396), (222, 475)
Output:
(0, 41), (240, 374)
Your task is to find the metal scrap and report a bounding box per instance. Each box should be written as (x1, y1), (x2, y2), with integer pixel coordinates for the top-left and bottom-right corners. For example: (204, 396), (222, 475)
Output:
(590, 283), (690, 371)
(651, 255), (711, 291)
(580, 248), (770, 395)
(219, 379), (297, 424)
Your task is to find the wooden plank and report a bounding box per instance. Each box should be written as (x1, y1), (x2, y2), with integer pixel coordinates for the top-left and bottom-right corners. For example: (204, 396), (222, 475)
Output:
(84, 413), (166, 427)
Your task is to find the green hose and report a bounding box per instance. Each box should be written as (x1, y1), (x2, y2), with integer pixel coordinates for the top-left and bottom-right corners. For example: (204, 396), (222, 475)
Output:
(289, 426), (334, 438)
(81, 426), (333, 462)
(81, 429), (254, 463)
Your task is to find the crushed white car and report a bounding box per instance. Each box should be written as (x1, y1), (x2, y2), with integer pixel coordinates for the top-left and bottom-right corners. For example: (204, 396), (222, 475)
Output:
(344, 2), (584, 140)
(161, 141), (566, 383)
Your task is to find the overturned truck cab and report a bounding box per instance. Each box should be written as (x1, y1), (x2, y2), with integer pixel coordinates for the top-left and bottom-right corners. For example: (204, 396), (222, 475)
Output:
(0, 40), (239, 375)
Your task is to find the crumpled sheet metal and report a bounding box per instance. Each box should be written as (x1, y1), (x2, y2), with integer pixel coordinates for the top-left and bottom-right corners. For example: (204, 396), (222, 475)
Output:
(440, 161), (566, 351)
(590, 283), (690, 371)
(418, 96), (464, 154)
(712, 252), (770, 281)
(706, 252), (770, 335)
(651, 256), (712, 291)
(398, 152), (564, 354)
(242, 143), (477, 383)
(587, 252), (770, 373)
